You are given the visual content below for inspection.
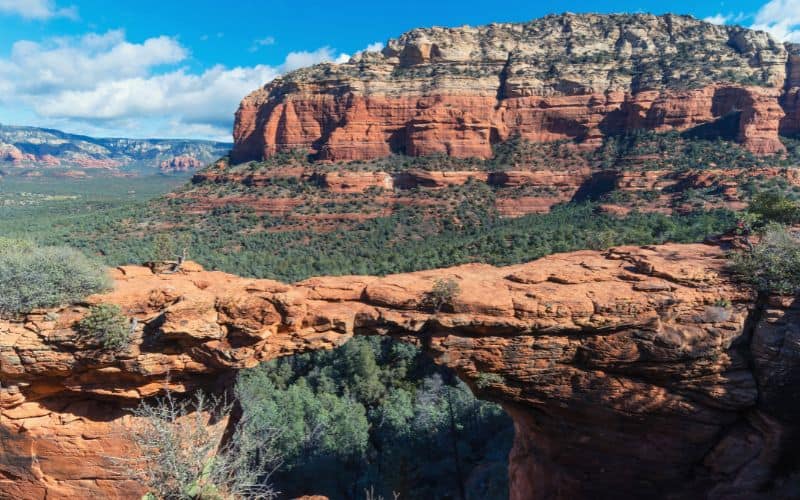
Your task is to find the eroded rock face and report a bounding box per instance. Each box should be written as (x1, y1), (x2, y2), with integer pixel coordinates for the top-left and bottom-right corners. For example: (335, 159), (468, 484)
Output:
(782, 44), (800, 136)
(183, 163), (800, 227)
(2, 244), (799, 499)
(159, 155), (205, 173)
(232, 14), (796, 163)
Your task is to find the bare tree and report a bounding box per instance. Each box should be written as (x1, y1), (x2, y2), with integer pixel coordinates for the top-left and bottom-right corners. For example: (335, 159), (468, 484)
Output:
(127, 389), (282, 500)
(162, 247), (189, 274)
(364, 486), (400, 500)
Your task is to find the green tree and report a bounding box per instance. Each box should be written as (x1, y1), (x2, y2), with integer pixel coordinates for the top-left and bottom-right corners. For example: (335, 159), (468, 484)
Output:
(236, 337), (512, 499)
(748, 191), (800, 225)
(236, 371), (370, 497)
(152, 232), (193, 262)
(424, 278), (461, 313)
(731, 223), (800, 295)
(334, 339), (385, 405)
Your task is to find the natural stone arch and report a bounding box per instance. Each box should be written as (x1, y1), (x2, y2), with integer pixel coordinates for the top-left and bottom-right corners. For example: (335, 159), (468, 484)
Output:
(2, 243), (799, 499)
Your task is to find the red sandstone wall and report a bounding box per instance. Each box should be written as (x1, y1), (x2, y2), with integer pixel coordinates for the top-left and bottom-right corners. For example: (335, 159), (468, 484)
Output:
(232, 85), (790, 164)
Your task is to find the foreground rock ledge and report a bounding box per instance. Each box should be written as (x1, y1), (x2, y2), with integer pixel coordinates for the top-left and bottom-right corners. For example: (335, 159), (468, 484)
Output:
(1, 244), (799, 499)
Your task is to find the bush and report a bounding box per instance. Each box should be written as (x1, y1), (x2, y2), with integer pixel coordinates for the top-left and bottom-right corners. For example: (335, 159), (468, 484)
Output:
(130, 390), (280, 500)
(424, 278), (461, 312)
(475, 372), (505, 389)
(151, 232), (192, 262)
(748, 192), (800, 225)
(76, 304), (131, 350)
(585, 229), (618, 250)
(731, 224), (800, 295)
(0, 238), (111, 316)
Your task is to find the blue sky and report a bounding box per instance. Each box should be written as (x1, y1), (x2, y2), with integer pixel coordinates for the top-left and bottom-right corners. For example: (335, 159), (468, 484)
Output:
(0, 0), (797, 141)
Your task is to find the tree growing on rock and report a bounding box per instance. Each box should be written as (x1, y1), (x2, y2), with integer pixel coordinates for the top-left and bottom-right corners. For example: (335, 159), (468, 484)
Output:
(75, 304), (131, 351)
(731, 223), (800, 295)
(424, 278), (461, 313)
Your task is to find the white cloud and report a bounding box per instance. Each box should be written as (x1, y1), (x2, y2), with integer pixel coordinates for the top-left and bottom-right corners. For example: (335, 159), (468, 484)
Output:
(277, 42), (387, 69)
(34, 65), (282, 124)
(249, 36), (276, 52)
(704, 12), (748, 26)
(0, 31), (354, 140)
(704, 14), (732, 25)
(751, 0), (800, 42)
(0, 0), (77, 20)
(282, 46), (349, 71)
(708, 0), (800, 42)
(364, 42), (385, 52)
(5, 31), (187, 96)
(348, 41), (384, 59)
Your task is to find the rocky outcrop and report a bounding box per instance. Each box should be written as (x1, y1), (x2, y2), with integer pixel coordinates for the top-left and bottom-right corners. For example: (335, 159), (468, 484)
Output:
(782, 44), (800, 137)
(318, 171), (393, 193)
(196, 15), (800, 238)
(159, 155), (205, 173)
(495, 195), (571, 216)
(784, 88), (800, 137)
(182, 161), (800, 229)
(788, 44), (800, 88)
(0, 144), (35, 164)
(2, 244), (799, 499)
(232, 14), (796, 163)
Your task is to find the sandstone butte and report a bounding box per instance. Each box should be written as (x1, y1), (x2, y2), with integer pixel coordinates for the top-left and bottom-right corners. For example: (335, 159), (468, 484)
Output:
(2, 243), (799, 499)
(159, 155), (205, 174)
(232, 14), (800, 164)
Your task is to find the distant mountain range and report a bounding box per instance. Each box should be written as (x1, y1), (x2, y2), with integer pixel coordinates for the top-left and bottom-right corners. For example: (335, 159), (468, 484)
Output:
(0, 124), (231, 176)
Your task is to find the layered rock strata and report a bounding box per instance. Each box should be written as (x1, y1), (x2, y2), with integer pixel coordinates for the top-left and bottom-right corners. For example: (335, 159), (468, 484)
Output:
(159, 155), (205, 174)
(782, 44), (800, 137)
(233, 14), (798, 163)
(2, 244), (799, 499)
(181, 164), (800, 227)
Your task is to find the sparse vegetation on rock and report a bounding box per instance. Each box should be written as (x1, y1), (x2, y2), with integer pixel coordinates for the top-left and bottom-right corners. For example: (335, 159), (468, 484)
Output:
(475, 372), (505, 389)
(424, 278), (461, 312)
(130, 390), (281, 500)
(0, 237), (111, 315)
(731, 223), (800, 295)
(75, 304), (131, 350)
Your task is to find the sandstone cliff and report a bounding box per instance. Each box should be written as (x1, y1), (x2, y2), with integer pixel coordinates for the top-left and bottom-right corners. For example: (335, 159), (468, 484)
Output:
(2, 244), (799, 499)
(783, 44), (800, 137)
(232, 14), (799, 163)
(185, 159), (800, 227)
(159, 155), (205, 174)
